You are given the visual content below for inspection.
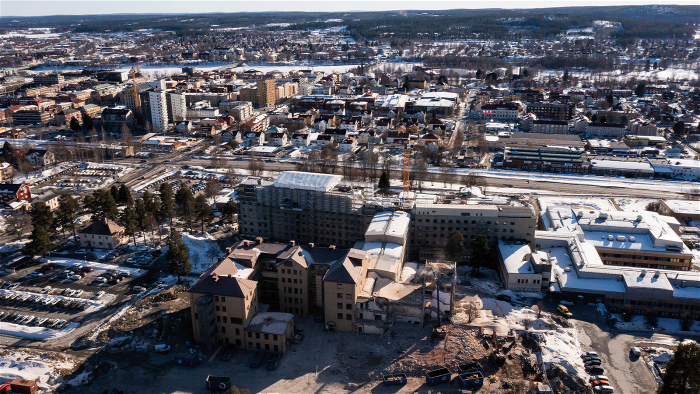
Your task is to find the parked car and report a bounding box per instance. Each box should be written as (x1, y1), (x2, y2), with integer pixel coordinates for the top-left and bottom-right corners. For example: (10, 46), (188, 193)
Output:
(496, 294), (511, 302)
(582, 352), (599, 358)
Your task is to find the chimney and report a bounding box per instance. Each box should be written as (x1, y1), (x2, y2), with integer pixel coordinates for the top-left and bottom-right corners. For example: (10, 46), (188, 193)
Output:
(329, 245), (336, 250)
(255, 237), (263, 244)
(289, 240), (296, 246)
(308, 243), (314, 248)
(212, 273), (219, 282)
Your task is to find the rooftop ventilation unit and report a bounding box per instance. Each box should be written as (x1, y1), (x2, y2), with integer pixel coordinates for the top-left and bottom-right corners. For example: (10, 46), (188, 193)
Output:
(608, 235), (614, 241)
(617, 235), (626, 242)
(629, 236), (636, 242)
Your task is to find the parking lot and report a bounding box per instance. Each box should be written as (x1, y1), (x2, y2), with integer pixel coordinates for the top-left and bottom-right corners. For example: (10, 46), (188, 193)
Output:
(0, 249), (162, 343)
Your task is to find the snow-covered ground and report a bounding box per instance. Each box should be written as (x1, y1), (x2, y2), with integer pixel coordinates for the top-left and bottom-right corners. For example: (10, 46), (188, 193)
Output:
(615, 197), (657, 213)
(611, 314), (700, 335)
(181, 233), (222, 274)
(0, 321), (79, 341)
(0, 350), (76, 391)
(537, 196), (616, 212)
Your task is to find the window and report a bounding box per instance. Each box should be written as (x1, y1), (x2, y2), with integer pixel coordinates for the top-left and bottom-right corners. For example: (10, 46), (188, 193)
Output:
(337, 292), (343, 299)
(337, 303), (343, 309)
(264, 334), (269, 340)
(221, 297), (225, 302)
(248, 332), (252, 338)
(215, 296), (219, 302)
(223, 316), (227, 323)
(221, 326), (226, 334)
(346, 294), (352, 300)
(346, 303), (352, 310)
(216, 316), (221, 322)
(346, 314), (352, 320)
(255, 333), (260, 339)
(337, 313), (343, 320)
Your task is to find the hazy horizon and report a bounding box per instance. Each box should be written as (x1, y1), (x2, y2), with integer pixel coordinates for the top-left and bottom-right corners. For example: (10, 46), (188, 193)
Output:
(1, 0), (698, 18)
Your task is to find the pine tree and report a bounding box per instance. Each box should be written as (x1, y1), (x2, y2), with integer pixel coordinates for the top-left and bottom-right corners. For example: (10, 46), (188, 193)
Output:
(635, 83), (646, 97)
(69, 118), (80, 131)
(444, 230), (466, 262)
(222, 200), (237, 224)
(470, 234), (492, 276)
(24, 225), (54, 256)
(30, 202), (55, 237)
(194, 194), (213, 233)
(120, 205), (139, 246)
(166, 230), (191, 283)
(118, 184), (132, 205)
(175, 184), (195, 231)
(82, 113), (94, 131)
(378, 171), (391, 195)
(159, 182), (175, 229)
(110, 185), (119, 202)
(657, 342), (700, 394)
(57, 194), (79, 242)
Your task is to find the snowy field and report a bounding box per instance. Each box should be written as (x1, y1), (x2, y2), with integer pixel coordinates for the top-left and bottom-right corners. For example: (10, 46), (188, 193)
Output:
(181, 233), (222, 274)
(537, 196), (616, 212)
(0, 350), (76, 390)
(612, 314), (700, 335)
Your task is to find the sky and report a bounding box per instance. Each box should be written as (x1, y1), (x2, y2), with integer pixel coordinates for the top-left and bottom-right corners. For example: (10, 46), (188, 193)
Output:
(0, 0), (697, 17)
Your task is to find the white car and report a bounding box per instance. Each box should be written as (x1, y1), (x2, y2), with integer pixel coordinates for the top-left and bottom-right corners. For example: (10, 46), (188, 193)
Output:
(40, 286), (52, 294)
(631, 347), (641, 356)
(93, 291), (105, 300)
(73, 290), (84, 297)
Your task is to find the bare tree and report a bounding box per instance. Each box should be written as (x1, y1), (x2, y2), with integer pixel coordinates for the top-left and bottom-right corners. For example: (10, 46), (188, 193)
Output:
(248, 154), (265, 177)
(465, 300), (479, 323)
(5, 213), (30, 241)
(224, 166), (238, 185)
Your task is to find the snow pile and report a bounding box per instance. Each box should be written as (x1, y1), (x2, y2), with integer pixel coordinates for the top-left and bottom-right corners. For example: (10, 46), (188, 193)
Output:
(0, 351), (76, 390)
(0, 322), (79, 340)
(540, 327), (587, 380)
(596, 303), (608, 316)
(65, 371), (91, 386)
(181, 233), (222, 274)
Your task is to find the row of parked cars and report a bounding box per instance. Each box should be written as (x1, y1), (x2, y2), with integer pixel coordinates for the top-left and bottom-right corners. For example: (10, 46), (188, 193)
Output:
(582, 351), (614, 393)
(0, 311), (69, 329)
(127, 250), (161, 267)
(0, 291), (91, 311)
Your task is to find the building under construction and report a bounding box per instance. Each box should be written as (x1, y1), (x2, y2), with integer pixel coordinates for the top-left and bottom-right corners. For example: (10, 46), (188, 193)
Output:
(238, 172), (408, 249)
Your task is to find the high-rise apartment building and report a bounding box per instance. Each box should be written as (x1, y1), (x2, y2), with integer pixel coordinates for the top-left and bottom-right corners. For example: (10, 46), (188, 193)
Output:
(257, 79), (276, 107)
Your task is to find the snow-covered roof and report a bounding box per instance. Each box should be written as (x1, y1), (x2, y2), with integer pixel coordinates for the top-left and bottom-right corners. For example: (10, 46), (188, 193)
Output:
(662, 199), (700, 215)
(273, 171), (341, 192)
(498, 241), (536, 274)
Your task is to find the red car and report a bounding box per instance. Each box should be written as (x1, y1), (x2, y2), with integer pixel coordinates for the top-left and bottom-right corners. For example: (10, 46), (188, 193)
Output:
(81, 267), (93, 272)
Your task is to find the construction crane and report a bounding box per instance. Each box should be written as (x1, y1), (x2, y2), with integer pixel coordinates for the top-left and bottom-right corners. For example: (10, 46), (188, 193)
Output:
(129, 65), (142, 115)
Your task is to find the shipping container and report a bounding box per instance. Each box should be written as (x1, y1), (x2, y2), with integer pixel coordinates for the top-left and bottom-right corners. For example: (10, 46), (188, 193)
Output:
(426, 367), (451, 386)
(458, 371), (484, 388)
(174, 353), (199, 367)
(205, 375), (232, 391)
(10, 378), (38, 394)
(382, 373), (407, 386)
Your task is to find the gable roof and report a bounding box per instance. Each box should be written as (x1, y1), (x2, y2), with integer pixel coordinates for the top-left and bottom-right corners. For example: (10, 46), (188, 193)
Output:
(79, 218), (124, 235)
(324, 249), (366, 284)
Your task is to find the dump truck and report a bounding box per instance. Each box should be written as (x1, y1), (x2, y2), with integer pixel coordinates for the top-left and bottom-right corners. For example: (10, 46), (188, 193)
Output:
(382, 373), (407, 386)
(426, 367), (451, 386)
(206, 375), (232, 391)
(458, 371), (484, 388)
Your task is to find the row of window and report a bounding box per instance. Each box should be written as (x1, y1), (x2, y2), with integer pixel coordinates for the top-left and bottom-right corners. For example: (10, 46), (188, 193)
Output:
(516, 278), (541, 284)
(337, 303), (353, 310)
(215, 315), (244, 324)
(337, 313), (353, 320)
(282, 287), (302, 294)
(602, 261), (690, 271)
(282, 297), (302, 305)
(247, 331), (279, 341)
(417, 227), (515, 233)
(417, 219), (517, 225)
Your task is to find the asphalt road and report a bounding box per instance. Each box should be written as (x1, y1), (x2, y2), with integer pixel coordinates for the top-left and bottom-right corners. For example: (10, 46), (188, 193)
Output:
(569, 304), (700, 394)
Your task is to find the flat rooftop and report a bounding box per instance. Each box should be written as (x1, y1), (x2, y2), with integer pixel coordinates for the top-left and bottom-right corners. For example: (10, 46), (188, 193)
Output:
(498, 241), (535, 274)
(246, 312), (294, 335)
(273, 171), (342, 192)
